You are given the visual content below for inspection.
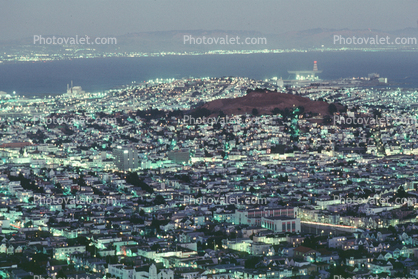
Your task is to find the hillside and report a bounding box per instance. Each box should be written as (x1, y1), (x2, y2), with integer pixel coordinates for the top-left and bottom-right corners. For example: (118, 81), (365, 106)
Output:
(198, 89), (343, 118)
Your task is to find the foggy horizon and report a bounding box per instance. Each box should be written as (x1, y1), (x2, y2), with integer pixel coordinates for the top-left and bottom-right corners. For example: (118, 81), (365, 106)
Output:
(1, 0), (417, 40)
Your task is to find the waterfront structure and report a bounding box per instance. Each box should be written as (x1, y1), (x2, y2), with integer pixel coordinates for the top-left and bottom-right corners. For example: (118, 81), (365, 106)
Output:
(288, 61), (322, 81)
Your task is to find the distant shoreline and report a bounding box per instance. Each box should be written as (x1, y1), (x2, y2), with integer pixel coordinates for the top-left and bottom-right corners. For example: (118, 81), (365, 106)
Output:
(1, 47), (418, 65)
(1, 51), (418, 97)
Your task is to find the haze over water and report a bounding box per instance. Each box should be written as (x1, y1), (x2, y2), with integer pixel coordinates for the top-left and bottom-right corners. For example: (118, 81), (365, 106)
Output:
(1, 51), (417, 97)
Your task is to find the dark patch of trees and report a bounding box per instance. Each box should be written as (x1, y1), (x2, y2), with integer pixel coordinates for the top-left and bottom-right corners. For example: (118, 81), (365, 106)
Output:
(245, 256), (262, 269)
(328, 103), (338, 114)
(125, 172), (154, 193)
(8, 173), (43, 193)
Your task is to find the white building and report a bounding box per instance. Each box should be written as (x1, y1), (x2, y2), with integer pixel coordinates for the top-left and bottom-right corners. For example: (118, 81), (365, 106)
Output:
(113, 146), (139, 171)
(261, 216), (301, 233)
(108, 263), (174, 279)
(53, 245), (86, 260)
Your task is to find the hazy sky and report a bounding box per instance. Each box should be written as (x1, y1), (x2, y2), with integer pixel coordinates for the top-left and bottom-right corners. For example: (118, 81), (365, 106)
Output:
(0, 0), (417, 40)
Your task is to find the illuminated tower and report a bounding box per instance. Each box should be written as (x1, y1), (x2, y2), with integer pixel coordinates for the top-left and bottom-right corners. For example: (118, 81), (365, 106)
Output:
(313, 61), (318, 71)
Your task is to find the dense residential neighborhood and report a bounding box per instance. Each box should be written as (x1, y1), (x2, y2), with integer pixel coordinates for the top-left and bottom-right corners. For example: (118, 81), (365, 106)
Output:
(1, 77), (418, 279)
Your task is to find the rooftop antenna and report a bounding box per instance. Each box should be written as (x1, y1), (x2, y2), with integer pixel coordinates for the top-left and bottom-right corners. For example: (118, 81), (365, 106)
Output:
(71, 80), (73, 93)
